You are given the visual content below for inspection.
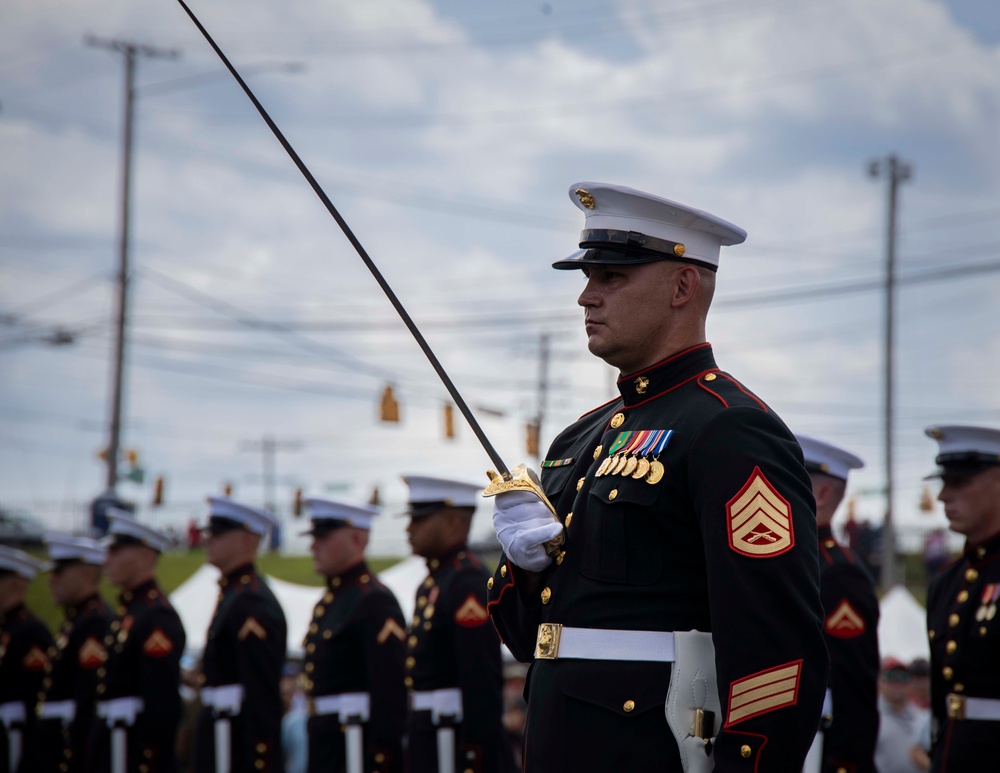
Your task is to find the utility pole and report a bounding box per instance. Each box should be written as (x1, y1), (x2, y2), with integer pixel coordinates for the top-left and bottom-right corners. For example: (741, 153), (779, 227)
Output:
(239, 436), (304, 513)
(868, 154), (912, 591)
(536, 332), (551, 455)
(87, 36), (178, 492)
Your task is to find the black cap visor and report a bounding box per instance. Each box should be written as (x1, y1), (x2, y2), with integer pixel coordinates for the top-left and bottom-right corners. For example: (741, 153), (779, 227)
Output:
(923, 452), (1000, 481)
(553, 229), (717, 272)
(300, 519), (351, 537)
(202, 516), (248, 536)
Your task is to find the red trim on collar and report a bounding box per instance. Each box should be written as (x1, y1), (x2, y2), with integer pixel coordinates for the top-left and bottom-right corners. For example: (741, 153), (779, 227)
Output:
(617, 342), (713, 382)
(616, 368), (717, 414)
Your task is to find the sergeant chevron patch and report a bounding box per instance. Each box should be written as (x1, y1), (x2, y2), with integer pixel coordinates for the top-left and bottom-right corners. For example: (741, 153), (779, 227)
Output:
(725, 660), (802, 727)
(825, 599), (866, 638)
(726, 466), (794, 558)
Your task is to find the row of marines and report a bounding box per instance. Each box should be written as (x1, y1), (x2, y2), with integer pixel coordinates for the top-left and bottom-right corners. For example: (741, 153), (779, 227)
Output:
(0, 475), (516, 773)
(4, 182), (1000, 772)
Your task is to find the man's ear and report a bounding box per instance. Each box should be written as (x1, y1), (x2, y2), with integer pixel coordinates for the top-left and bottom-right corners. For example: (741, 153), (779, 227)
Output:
(670, 265), (701, 308)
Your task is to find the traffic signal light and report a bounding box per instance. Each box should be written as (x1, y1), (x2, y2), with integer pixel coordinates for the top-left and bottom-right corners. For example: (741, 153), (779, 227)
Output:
(919, 485), (935, 513)
(443, 403), (455, 439)
(152, 476), (165, 506)
(526, 421), (540, 457)
(379, 385), (400, 423)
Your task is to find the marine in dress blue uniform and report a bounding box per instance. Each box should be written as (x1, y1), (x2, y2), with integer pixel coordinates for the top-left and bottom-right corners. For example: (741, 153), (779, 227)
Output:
(195, 497), (287, 773)
(36, 535), (113, 773)
(486, 183), (829, 771)
(300, 497), (406, 773)
(402, 476), (516, 773)
(87, 510), (186, 773)
(0, 546), (54, 773)
(923, 425), (1000, 771)
(797, 435), (880, 773)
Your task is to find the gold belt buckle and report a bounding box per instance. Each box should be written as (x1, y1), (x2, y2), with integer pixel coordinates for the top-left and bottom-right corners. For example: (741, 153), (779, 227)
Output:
(535, 623), (562, 659)
(947, 694), (966, 720)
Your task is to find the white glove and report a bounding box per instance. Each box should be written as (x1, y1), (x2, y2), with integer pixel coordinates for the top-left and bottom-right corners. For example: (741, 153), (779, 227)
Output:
(493, 489), (564, 572)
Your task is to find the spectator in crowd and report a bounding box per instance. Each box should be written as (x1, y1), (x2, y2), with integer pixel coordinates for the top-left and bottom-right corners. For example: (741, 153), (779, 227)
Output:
(187, 519), (202, 550)
(501, 662), (528, 768)
(875, 658), (928, 773)
(922, 528), (949, 579)
(177, 656), (203, 773)
(908, 657), (931, 710)
(280, 665), (307, 773)
(908, 710), (932, 772)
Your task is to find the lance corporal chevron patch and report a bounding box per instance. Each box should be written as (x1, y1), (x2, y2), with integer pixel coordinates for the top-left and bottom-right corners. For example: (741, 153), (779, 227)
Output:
(454, 594), (489, 627)
(78, 636), (107, 668)
(825, 599), (866, 638)
(142, 628), (174, 657)
(376, 618), (406, 645)
(726, 466), (794, 558)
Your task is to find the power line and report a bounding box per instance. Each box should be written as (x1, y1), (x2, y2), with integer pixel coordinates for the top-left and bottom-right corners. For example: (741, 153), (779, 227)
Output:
(3, 271), (111, 317)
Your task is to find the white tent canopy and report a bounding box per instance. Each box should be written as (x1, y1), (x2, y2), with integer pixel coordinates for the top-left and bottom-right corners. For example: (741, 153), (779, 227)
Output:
(171, 566), (929, 665)
(878, 584), (929, 664)
(170, 556), (428, 658)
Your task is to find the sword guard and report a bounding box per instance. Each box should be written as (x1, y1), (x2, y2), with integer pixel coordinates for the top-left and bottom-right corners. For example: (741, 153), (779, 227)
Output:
(483, 464), (565, 557)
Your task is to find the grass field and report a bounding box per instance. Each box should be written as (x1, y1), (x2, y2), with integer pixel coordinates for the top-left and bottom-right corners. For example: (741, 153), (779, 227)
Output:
(23, 550), (401, 633)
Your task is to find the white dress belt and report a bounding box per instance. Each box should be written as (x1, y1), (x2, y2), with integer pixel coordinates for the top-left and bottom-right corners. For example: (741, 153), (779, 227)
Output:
(38, 700), (77, 722)
(0, 701), (26, 726)
(949, 694), (1000, 721)
(97, 697), (144, 726)
(201, 684), (244, 714)
(534, 623), (677, 662)
(311, 692), (371, 721)
(410, 688), (463, 724)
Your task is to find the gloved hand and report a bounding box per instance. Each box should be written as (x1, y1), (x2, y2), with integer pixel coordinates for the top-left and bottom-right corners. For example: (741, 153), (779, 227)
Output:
(493, 489), (564, 572)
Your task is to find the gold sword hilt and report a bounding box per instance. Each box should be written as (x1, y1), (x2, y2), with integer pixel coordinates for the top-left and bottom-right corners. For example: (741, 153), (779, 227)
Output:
(483, 464), (566, 558)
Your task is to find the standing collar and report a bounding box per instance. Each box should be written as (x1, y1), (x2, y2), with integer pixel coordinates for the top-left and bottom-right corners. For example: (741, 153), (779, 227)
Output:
(120, 578), (158, 606)
(616, 343), (718, 408)
(426, 543), (470, 574)
(965, 529), (1000, 563)
(222, 562), (257, 586)
(327, 560), (370, 588)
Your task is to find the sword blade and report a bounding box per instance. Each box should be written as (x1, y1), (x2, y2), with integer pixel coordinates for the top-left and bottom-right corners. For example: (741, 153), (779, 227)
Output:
(173, 0), (510, 477)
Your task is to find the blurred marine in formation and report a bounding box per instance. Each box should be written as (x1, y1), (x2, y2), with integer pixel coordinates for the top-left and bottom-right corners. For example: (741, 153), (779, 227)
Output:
(402, 476), (516, 773)
(86, 509), (186, 773)
(301, 497), (406, 773)
(923, 425), (1000, 770)
(797, 435), (880, 773)
(195, 496), (287, 773)
(486, 183), (829, 770)
(0, 545), (54, 773)
(36, 535), (112, 773)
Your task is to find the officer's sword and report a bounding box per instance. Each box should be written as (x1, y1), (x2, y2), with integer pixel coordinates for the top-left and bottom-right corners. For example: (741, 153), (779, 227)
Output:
(171, 0), (564, 551)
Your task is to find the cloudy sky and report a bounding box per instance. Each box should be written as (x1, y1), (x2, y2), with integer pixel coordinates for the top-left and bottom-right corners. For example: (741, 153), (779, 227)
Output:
(2, 0), (999, 551)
